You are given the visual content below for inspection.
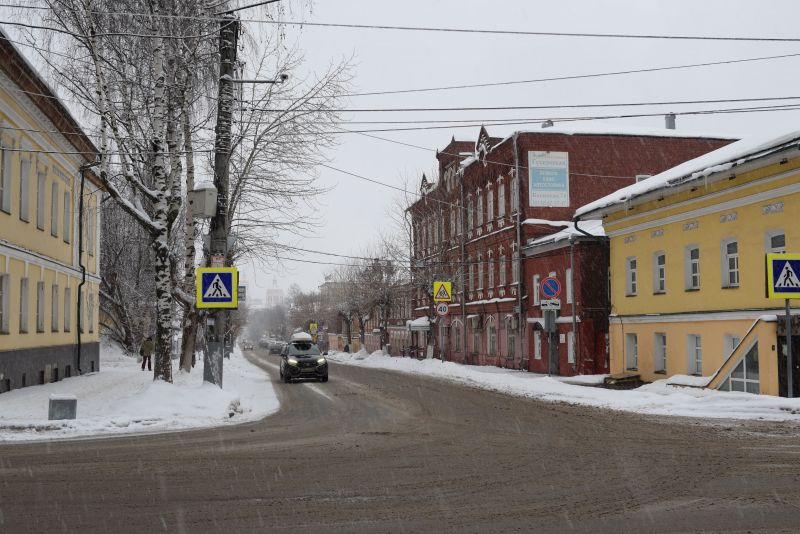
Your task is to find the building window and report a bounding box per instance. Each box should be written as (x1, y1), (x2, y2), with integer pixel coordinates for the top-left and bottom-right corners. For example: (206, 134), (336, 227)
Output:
(724, 333), (740, 357)
(685, 246), (700, 290)
(19, 158), (30, 221)
(63, 191), (71, 243)
(88, 291), (94, 333)
(510, 174), (518, 213)
(719, 344), (759, 394)
(19, 278), (29, 333)
(766, 230), (786, 254)
(477, 255), (484, 290)
(653, 252), (666, 293)
(533, 274), (540, 305)
(488, 252), (495, 287)
(453, 325), (461, 352)
(487, 186), (494, 221)
(37, 172), (46, 230)
(51, 284), (59, 332)
(456, 202), (462, 235)
(567, 331), (575, 364)
(687, 334), (702, 375)
(468, 257), (474, 292)
(499, 254), (507, 286)
(498, 182), (506, 217)
(64, 287), (71, 332)
(566, 267), (573, 303)
(0, 274), (9, 333)
(654, 333), (667, 372)
(534, 330), (542, 360)
(476, 193), (483, 227)
(0, 142), (10, 214)
(722, 239), (739, 287)
(466, 196), (473, 230)
(512, 251), (519, 284)
(626, 333), (638, 370)
(506, 320), (515, 360)
(626, 257), (637, 295)
(473, 330), (480, 354)
(450, 207), (456, 238)
(51, 182), (59, 237)
(36, 281), (45, 333)
(488, 325), (497, 356)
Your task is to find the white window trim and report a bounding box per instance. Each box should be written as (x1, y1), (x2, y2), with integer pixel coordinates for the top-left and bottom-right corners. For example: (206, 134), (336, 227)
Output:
(50, 182), (59, 237)
(626, 333), (638, 370)
(36, 172), (46, 230)
(687, 334), (702, 375)
(684, 245), (700, 290)
(720, 237), (739, 288)
(19, 157), (31, 222)
(652, 251), (666, 294)
(566, 268), (573, 304)
(19, 277), (28, 333)
(533, 274), (540, 305)
(654, 333), (667, 372)
(626, 256), (637, 296)
(51, 283), (59, 332)
(765, 229), (786, 254)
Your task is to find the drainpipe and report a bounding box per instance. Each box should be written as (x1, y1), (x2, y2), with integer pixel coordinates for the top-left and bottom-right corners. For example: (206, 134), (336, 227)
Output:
(460, 170), (467, 364)
(569, 235), (577, 373)
(76, 162), (95, 374)
(513, 133), (523, 369)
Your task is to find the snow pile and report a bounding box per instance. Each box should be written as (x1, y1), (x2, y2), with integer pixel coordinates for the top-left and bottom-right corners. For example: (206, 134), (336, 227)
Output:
(326, 352), (800, 421)
(0, 343), (279, 442)
(576, 129), (800, 218)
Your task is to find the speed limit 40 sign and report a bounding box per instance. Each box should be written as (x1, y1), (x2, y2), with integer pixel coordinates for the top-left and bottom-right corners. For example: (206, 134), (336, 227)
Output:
(435, 303), (449, 316)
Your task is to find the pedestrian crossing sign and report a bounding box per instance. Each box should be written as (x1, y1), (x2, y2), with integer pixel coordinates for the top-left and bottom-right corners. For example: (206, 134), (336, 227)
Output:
(433, 281), (452, 302)
(196, 267), (239, 308)
(767, 254), (800, 299)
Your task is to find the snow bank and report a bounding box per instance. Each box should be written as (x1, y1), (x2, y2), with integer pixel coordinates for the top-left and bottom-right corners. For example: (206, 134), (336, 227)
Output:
(326, 352), (800, 421)
(0, 343), (279, 442)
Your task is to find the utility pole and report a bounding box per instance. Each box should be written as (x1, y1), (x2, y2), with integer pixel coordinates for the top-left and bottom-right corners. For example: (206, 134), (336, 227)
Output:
(205, 14), (239, 388)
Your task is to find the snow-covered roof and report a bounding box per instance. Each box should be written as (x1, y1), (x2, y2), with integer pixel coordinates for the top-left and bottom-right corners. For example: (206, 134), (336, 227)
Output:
(526, 220), (605, 248)
(407, 316), (431, 331)
(575, 129), (800, 219)
(457, 123), (738, 174)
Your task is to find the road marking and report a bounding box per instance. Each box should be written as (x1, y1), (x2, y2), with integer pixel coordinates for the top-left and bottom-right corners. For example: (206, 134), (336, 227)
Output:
(305, 384), (335, 402)
(257, 358), (335, 402)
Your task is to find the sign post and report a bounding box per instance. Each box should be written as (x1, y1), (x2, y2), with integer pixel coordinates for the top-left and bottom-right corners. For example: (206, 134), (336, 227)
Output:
(766, 253), (800, 397)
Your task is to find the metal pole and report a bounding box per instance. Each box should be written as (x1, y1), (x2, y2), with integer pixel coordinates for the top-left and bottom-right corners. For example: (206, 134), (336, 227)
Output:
(787, 299), (793, 398)
(205, 15), (239, 388)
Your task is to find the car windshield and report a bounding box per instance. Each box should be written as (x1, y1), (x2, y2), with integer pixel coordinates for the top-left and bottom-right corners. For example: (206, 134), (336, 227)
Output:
(287, 342), (320, 356)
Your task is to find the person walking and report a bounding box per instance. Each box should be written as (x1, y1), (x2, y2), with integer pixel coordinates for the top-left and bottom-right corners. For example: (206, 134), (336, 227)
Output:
(140, 336), (154, 371)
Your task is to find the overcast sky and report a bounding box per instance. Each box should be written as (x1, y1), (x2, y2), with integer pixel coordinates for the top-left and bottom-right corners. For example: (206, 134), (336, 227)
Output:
(5, 0), (800, 302)
(234, 0), (800, 300)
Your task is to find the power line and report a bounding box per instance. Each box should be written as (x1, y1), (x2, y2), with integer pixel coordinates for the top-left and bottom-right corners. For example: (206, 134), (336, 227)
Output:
(253, 95), (800, 114)
(339, 52), (800, 98)
(4, 5), (800, 42)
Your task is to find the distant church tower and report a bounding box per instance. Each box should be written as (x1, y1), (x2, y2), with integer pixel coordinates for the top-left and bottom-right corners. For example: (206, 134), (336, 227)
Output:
(266, 276), (285, 307)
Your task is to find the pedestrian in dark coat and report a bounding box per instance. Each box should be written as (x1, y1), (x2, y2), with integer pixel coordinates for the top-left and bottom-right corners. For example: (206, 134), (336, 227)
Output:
(140, 336), (154, 371)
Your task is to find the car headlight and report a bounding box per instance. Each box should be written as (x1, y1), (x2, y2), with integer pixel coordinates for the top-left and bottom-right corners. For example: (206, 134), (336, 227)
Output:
(287, 358), (298, 366)
(317, 357), (327, 365)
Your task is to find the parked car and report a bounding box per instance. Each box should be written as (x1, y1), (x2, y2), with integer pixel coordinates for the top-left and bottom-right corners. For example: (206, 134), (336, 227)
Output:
(279, 333), (328, 383)
(240, 340), (254, 350)
(258, 336), (270, 348)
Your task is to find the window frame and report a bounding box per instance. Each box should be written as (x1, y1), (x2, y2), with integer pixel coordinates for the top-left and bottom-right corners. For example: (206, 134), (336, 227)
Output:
(36, 171), (46, 230)
(36, 280), (45, 333)
(19, 277), (29, 334)
(721, 238), (739, 288)
(687, 334), (702, 375)
(625, 333), (638, 370)
(684, 245), (700, 290)
(653, 251), (666, 294)
(0, 142), (10, 214)
(19, 157), (31, 222)
(626, 256), (638, 296)
(533, 274), (540, 305)
(654, 332), (667, 373)
(0, 274), (9, 334)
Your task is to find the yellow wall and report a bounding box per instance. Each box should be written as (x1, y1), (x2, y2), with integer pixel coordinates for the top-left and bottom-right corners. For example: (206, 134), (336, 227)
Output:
(1, 79), (101, 352)
(603, 154), (800, 394)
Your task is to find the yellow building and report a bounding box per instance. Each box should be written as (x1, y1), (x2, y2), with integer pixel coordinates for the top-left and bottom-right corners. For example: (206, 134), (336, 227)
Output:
(576, 129), (800, 396)
(0, 29), (101, 392)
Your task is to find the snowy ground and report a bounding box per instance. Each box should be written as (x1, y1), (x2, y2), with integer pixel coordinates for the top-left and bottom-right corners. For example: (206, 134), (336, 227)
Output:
(0, 343), (279, 443)
(329, 349), (800, 422)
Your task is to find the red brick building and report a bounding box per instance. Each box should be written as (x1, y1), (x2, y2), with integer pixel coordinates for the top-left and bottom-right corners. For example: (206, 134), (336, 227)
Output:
(408, 125), (735, 374)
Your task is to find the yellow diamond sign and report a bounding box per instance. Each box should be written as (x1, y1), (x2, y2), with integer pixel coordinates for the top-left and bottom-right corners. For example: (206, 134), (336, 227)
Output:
(433, 281), (452, 302)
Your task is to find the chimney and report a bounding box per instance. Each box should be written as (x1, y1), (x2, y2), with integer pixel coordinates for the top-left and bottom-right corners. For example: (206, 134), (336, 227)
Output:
(541, 119), (554, 128)
(665, 113), (676, 130)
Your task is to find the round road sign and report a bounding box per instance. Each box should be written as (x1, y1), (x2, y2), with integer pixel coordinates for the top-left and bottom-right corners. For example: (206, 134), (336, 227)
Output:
(435, 303), (449, 316)
(541, 277), (561, 299)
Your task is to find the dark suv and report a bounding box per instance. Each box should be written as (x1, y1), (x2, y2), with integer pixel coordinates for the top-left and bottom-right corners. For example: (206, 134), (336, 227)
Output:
(279, 339), (328, 383)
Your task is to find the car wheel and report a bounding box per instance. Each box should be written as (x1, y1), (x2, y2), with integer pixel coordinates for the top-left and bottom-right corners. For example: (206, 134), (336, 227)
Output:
(320, 375), (328, 383)
(283, 372), (291, 384)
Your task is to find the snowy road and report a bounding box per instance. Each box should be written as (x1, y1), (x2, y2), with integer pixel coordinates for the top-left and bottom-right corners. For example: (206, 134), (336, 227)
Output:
(2, 348), (800, 532)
